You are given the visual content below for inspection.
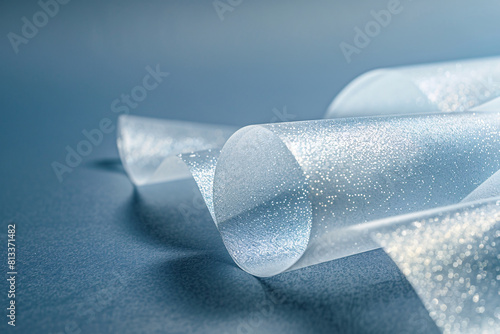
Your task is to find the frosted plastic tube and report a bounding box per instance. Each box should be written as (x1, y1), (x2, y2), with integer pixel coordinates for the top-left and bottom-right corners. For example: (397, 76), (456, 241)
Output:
(117, 112), (500, 277)
(326, 56), (500, 118)
(115, 57), (500, 332)
(210, 112), (500, 276)
(118, 56), (500, 187)
(118, 57), (500, 187)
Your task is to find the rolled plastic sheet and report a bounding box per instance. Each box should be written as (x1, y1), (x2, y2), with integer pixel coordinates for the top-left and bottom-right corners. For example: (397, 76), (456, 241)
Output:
(207, 112), (500, 276)
(326, 57), (500, 118)
(116, 57), (500, 332)
(118, 57), (500, 187)
(371, 197), (500, 334)
(117, 112), (500, 274)
(117, 115), (236, 185)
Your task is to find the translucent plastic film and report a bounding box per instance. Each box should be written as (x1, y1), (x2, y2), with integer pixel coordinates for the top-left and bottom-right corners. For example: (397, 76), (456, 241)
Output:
(211, 112), (500, 276)
(117, 112), (500, 277)
(116, 56), (500, 332)
(117, 115), (236, 185)
(372, 197), (500, 334)
(462, 169), (500, 203)
(326, 56), (500, 118)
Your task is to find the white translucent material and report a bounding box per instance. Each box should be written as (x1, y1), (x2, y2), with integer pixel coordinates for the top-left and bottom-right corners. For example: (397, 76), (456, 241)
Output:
(326, 57), (500, 118)
(117, 113), (500, 276)
(211, 113), (500, 276)
(117, 115), (236, 185)
(116, 57), (500, 332)
(116, 57), (500, 278)
(373, 197), (500, 334)
(180, 149), (220, 221)
(462, 169), (500, 203)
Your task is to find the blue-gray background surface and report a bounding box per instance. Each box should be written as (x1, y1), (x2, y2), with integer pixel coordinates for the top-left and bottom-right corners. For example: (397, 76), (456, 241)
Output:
(1, 1), (500, 333)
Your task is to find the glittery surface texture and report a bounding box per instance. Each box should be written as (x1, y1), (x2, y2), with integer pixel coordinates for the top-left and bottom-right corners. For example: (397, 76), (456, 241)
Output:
(116, 57), (500, 332)
(117, 115), (235, 185)
(213, 113), (500, 276)
(373, 198), (500, 334)
(180, 149), (220, 222)
(327, 57), (500, 118)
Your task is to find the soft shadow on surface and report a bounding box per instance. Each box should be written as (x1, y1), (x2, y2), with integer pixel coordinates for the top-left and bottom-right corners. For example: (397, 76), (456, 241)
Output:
(85, 158), (126, 175)
(259, 250), (441, 334)
(121, 178), (232, 260)
(111, 160), (439, 333)
(89, 157), (220, 253)
(147, 250), (440, 334)
(157, 254), (265, 313)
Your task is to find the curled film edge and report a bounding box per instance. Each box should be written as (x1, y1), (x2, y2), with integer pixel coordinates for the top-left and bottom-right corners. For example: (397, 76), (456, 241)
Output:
(118, 112), (500, 278)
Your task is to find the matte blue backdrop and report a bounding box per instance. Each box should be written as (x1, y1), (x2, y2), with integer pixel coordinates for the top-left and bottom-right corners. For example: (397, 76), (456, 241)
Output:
(2, 0), (500, 333)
